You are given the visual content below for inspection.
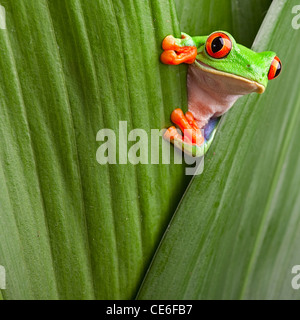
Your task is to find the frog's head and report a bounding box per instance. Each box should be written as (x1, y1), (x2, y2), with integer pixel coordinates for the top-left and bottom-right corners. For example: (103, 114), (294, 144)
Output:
(194, 31), (282, 94)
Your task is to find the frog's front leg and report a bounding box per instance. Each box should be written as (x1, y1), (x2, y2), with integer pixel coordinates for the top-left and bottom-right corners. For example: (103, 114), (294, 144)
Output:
(164, 109), (205, 157)
(161, 33), (198, 65)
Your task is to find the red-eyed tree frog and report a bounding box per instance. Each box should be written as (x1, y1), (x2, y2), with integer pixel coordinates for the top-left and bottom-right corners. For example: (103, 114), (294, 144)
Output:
(161, 31), (282, 157)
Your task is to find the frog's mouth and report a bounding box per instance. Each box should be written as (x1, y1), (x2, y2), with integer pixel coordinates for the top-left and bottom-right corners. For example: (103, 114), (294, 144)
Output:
(195, 60), (265, 94)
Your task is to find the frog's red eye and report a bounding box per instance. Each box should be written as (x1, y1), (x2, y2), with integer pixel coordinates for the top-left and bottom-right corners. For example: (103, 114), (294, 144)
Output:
(268, 56), (282, 80)
(205, 32), (232, 59)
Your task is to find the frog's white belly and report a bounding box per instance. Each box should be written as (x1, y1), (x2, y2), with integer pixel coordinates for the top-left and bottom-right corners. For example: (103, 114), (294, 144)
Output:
(187, 63), (263, 128)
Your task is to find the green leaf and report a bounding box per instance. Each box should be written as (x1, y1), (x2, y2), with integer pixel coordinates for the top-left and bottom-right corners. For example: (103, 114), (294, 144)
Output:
(0, 0), (191, 300)
(138, 0), (300, 300)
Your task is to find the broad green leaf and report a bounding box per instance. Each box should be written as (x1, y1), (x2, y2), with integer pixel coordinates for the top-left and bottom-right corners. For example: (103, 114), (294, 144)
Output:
(138, 0), (300, 300)
(0, 0), (190, 300)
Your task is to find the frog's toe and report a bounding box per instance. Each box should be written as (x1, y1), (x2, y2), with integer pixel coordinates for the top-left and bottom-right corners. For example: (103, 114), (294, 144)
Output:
(162, 35), (180, 51)
(161, 50), (180, 65)
(164, 126), (181, 142)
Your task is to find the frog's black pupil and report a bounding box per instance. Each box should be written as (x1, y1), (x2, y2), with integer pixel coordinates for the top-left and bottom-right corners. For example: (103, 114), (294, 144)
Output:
(212, 37), (224, 53)
(275, 61), (282, 78)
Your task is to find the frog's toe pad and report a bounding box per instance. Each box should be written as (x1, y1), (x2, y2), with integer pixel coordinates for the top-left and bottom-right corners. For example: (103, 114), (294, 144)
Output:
(162, 35), (179, 51)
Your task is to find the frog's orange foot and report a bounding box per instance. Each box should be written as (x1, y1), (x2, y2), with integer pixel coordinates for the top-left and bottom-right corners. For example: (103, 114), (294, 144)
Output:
(161, 35), (197, 65)
(164, 108), (204, 146)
